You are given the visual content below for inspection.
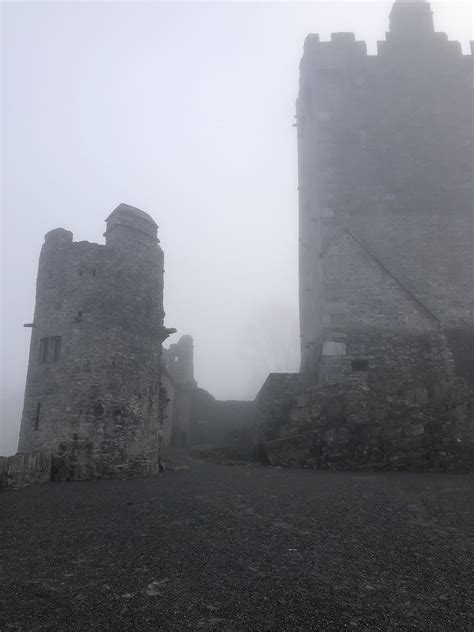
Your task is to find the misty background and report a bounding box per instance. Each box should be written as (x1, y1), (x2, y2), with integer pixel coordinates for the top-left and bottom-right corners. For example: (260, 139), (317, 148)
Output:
(1, 1), (472, 455)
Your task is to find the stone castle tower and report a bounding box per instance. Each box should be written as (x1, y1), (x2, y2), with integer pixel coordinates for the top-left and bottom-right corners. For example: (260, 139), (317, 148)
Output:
(256, 0), (473, 471)
(297, 0), (473, 384)
(18, 203), (167, 479)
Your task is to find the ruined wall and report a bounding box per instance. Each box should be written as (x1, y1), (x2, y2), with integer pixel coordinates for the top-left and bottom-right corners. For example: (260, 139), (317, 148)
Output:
(160, 341), (257, 457)
(160, 372), (176, 448)
(164, 335), (196, 387)
(162, 335), (198, 449)
(0, 452), (52, 489)
(162, 335), (255, 454)
(169, 386), (195, 449)
(189, 395), (256, 447)
(297, 1), (473, 371)
(17, 204), (165, 480)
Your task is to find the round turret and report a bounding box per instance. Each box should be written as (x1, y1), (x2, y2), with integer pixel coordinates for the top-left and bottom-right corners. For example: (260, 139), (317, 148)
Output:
(18, 205), (165, 479)
(104, 203), (159, 251)
(44, 228), (74, 246)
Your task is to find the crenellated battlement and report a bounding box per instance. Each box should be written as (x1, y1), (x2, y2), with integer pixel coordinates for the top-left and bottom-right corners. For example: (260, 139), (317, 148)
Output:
(302, 32), (368, 65)
(301, 0), (473, 68)
(302, 32), (472, 64)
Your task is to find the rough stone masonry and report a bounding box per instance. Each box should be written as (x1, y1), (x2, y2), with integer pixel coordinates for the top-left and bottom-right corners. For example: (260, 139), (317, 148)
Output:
(257, 0), (474, 471)
(15, 203), (168, 481)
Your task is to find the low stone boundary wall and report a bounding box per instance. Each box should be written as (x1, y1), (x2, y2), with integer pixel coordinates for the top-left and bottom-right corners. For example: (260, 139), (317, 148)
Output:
(0, 446), (161, 488)
(49, 445), (160, 481)
(187, 391), (256, 449)
(0, 451), (52, 489)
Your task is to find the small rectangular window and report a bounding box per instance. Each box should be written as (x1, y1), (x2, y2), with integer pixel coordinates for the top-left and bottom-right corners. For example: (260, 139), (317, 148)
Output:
(351, 359), (369, 372)
(39, 338), (49, 363)
(39, 336), (62, 363)
(52, 336), (62, 362)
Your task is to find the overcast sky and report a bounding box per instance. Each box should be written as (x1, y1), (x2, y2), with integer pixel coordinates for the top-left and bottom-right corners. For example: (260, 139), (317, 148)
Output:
(1, 0), (472, 454)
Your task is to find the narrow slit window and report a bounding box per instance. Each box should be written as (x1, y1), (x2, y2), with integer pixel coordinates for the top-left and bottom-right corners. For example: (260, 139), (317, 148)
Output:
(34, 403), (41, 430)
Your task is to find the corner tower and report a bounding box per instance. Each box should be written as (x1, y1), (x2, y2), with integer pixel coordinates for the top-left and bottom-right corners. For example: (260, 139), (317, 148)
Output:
(18, 203), (167, 479)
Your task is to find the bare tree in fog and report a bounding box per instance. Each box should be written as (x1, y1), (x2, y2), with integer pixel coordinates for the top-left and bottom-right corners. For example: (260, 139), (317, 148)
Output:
(241, 301), (300, 396)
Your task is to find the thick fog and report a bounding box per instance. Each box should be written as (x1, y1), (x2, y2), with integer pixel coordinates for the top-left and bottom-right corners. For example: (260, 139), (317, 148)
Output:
(1, 1), (471, 455)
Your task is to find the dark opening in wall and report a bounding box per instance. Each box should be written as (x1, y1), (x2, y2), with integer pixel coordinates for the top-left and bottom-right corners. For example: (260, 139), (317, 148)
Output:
(52, 336), (61, 362)
(445, 328), (474, 385)
(351, 359), (369, 372)
(78, 269), (82, 276)
(92, 269), (96, 277)
(39, 338), (49, 363)
(39, 336), (62, 363)
(93, 402), (104, 418)
(34, 403), (41, 430)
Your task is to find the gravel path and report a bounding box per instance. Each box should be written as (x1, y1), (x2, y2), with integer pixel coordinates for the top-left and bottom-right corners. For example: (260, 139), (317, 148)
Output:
(1, 462), (473, 631)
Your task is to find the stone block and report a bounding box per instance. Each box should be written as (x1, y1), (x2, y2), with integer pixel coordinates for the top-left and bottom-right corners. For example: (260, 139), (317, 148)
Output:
(404, 423), (425, 437)
(263, 431), (321, 467)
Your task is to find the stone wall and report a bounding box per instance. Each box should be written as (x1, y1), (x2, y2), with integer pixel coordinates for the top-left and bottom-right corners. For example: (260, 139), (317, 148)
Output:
(190, 396), (256, 449)
(160, 372), (176, 448)
(164, 336), (196, 386)
(258, 378), (473, 472)
(169, 386), (195, 449)
(315, 228), (459, 392)
(0, 452), (52, 489)
(17, 204), (166, 480)
(160, 335), (256, 455)
(255, 373), (315, 442)
(445, 327), (474, 385)
(162, 335), (198, 450)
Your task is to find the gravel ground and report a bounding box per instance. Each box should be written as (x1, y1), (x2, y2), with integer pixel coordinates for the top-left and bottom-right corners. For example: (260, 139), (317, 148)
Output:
(1, 461), (473, 631)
